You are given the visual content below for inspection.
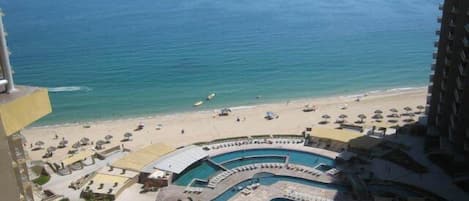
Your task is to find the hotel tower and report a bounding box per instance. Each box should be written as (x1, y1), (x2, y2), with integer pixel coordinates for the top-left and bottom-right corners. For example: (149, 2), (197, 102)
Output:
(0, 10), (52, 201)
(426, 0), (469, 165)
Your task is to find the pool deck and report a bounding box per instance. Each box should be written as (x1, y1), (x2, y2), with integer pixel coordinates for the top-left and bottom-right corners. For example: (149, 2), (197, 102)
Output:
(156, 142), (345, 201)
(230, 181), (353, 201)
(206, 141), (339, 160)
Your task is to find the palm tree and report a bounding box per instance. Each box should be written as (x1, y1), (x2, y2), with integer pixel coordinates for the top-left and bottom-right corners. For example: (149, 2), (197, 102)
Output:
(124, 132), (133, 141)
(104, 135), (113, 143)
(357, 114), (367, 123)
(321, 114), (331, 123)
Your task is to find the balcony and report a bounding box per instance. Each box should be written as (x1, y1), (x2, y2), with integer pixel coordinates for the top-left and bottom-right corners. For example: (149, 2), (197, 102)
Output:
(458, 63), (466, 76)
(442, 68), (448, 79)
(437, 16), (442, 23)
(428, 84), (433, 94)
(461, 51), (467, 62)
(449, 19), (456, 27)
(429, 73), (434, 81)
(441, 81), (447, 91)
(433, 51), (438, 59)
(445, 57), (451, 66)
(434, 41), (439, 47)
(452, 101), (459, 115)
(436, 29), (441, 35)
(464, 37), (469, 47)
(449, 32), (454, 40)
(454, 89), (460, 103)
(456, 76), (463, 90)
(451, 6), (458, 14)
(439, 3), (443, 10)
(446, 45), (452, 54)
(431, 63), (436, 70)
(450, 114), (456, 129)
(466, 129), (469, 138)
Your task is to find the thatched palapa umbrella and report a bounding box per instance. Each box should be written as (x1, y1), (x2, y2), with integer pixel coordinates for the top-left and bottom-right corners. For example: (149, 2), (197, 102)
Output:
(416, 105), (425, 114)
(124, 132), (133, 141)
(80, 137), (90, 145)
(358, 114), (367, 123)
(403, 106), (413, 114)
(46, 146), (57, 153)
(95, 140), (106, 150)
(72, 142), (81, 149)
(35, 141), (45, 149)
(105, 135), (113, 143)
(374, 109), (383, 114)
(321, 114), (331, 123)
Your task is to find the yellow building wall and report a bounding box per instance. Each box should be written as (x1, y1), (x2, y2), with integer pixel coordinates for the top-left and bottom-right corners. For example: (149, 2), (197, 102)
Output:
(0, 88), (52, 136)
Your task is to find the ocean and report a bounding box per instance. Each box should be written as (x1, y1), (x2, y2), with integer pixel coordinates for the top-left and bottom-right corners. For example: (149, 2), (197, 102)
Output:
(1, 0), (440, 125)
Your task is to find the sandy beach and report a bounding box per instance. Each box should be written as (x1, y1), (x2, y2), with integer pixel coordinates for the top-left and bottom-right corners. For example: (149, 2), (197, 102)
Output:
(22, 88), (427, 163)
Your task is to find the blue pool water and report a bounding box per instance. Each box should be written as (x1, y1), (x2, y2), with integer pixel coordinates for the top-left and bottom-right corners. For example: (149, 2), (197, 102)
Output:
(173, 161), (221, 186)
(213, 174), (348, 201)
(212, 149), (334, 167)
(173, 148), (333, 186)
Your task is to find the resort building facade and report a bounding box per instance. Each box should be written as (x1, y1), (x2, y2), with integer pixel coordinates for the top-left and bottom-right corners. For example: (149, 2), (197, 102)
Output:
(426, 0), (469, 157)
(0, 10), (52, 201)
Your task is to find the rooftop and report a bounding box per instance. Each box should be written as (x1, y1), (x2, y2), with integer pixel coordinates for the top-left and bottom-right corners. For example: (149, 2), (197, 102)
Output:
(111, 143), (173, 172)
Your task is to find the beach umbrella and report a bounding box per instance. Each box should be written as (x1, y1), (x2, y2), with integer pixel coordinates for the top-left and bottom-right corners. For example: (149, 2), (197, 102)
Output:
(358, 114), (367, 123)
(390, 108), (398, 113)
(96, 140), (106, 149)
(339, 114), (348, 119)
(372, 114), (383, 119)
(374, 110), (383, 114)
(124, 132), (133, 140)
(416, 105), (425, 113)
(72, 142), (81, 149)
(104, 135), (113, 142)
(321, 114), (331, 123)
(35, 141), (45, 148)
(403, 106), (412, 114)
(80, 137), (90, 145)
(58, 139), (68, 148)
(46, 146), (56, 153)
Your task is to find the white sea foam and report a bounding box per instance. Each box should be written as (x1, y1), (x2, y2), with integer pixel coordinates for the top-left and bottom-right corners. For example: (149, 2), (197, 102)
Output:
(229, 105), (256, 110)
(48, 86), (92, 93)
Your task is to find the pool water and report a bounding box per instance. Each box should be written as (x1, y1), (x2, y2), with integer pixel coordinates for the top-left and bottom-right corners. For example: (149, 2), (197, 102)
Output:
(315, 164), (333, 172)
(212, 149), (334, 167)
(271, 199), (294, 201)
(173, 161), (221, 186)
(174, 149), (334, 186)
(222, 155), (286, 169)
(212, 174), (348, 201)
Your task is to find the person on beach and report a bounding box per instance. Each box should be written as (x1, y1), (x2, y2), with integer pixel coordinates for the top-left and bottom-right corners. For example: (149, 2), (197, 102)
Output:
(181, 129), (185, 135)
(236, 117), (240, 122)
(55, 134), (58, 139)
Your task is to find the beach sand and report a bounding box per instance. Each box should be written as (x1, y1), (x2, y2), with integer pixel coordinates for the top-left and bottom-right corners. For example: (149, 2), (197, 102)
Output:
(22, 88), (427, 163)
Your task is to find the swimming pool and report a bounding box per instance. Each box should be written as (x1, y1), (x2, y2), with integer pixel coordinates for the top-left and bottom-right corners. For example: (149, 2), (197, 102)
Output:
(212, 173), (348, 201)
(173, 148), (334, 186)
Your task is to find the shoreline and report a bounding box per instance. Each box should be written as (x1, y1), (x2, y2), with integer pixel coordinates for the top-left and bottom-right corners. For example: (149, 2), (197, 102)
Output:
(32, 85), (427, 129)
(23, 86), (427, 163)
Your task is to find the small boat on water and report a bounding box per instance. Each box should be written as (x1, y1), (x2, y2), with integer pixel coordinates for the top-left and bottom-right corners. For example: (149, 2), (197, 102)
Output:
(193, 101), (203, 107)
(207, 93), (216, 100)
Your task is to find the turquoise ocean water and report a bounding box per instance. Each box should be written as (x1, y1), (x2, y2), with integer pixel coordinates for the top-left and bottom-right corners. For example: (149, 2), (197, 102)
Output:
(1, 0), (440, 125)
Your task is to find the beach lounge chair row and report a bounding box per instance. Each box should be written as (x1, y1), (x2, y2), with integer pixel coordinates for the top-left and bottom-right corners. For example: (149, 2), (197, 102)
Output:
(183, 187), (203, 194)
(284, 190), (333, 201)
(286, 164), (322, 177)
(210, 138), (305, 150)
(208, 169), (238, 188)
